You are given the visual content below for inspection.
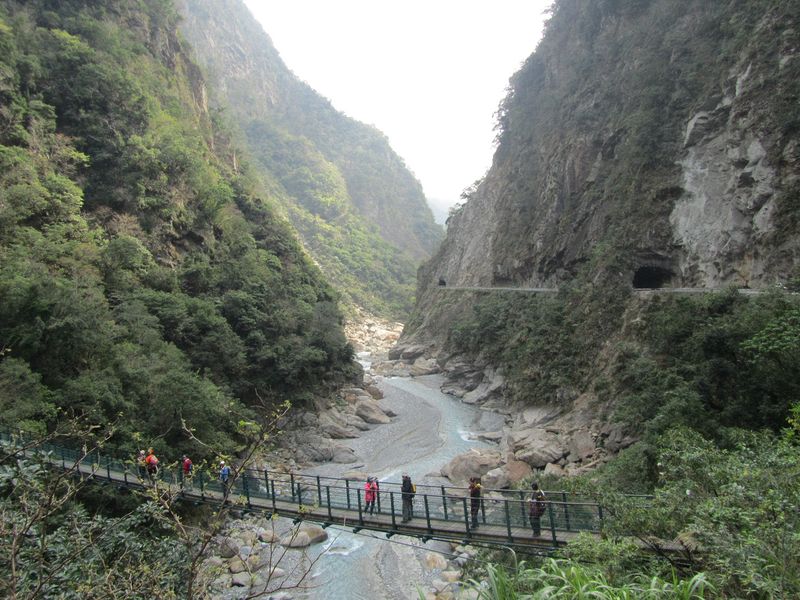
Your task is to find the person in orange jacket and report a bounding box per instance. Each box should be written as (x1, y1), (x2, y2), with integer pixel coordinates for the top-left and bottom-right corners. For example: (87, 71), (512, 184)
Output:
(144, 448), (159, 483)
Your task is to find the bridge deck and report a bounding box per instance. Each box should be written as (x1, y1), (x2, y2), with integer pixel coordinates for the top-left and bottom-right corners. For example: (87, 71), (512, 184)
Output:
(4, 432), (684, 553)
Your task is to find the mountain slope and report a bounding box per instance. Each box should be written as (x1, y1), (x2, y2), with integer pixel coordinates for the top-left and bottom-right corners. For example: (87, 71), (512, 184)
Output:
(176, 0), (443, 317)
(0, 0), (356, 456)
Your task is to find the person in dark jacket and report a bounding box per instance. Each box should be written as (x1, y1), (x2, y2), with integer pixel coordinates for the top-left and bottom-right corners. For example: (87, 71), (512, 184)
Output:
(529, 481), (547, 536)
(401, 474), (415, 522)
(469, 477), (483, 528)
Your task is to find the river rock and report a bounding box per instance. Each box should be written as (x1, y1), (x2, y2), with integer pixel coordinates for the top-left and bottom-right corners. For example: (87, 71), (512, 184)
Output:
(280, 531), (311, 548)
(229, 557), (247, 574)
(300, 525), (329, 544)
(477, 431), (504, 443)
(355, 399), (391, 424)
(440, 449), (503, 483)
(257, 529), (279, 544)
(205, 556), (224, 569)
(517, 406), (561, 428)
(344, 413), (371, 431)
(441, 570), (461, 583)
(411, 357), (440, 376)
(365, 384), (384, 399)
(425, 552), (449, 570)
(230, 571), (252, 587)
(331, 445), (358, 463)
(218, 537), (239, 559)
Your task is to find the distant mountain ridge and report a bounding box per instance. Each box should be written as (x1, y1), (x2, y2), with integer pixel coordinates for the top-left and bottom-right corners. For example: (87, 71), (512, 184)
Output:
(177, 0), (443, 317)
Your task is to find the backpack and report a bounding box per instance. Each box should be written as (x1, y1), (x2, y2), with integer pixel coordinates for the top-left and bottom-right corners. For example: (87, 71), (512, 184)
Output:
(530, 491), (546, 517)
(411, 483), (416, 494)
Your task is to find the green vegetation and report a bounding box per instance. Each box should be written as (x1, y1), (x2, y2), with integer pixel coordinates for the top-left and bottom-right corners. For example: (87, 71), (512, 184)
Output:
(0, 0), (356, 460)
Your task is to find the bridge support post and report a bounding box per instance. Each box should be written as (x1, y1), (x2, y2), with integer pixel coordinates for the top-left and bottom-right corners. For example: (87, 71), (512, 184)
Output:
(597, 504), (604, 530)
(424, 494), (432, 534)
(390, 492), (397, 530)
(504, 499), (513, 543)
(290, 473), (296, 501)
(264, 469), (269, 496)
(105, 456), (111, 480)
(357, 488), (364, 525)
(562, 492), (570, 531)
(345, 480), (351, 509)
(326, 487), (332, 521)
(441, 486), (448, 521)
(547, 502), (558, 548)
(271, 480), (277, 513)
(316, 476), (322, 507)
(243, 473), (251, 509)
(199, 472), (205, 501)
(462, 498), (471, 537)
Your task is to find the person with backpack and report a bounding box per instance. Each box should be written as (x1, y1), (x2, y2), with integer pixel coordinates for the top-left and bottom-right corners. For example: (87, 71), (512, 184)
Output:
(469, 477), (483, 528)
(401, 474), (415, 522)
(136, 449), (147, 480)
(529, 481), (547, 536)
(144, 448), (159, 483)
(181, 455), (193, 488)
(219, 460), (231, 494)
(364, 476), (379, 515)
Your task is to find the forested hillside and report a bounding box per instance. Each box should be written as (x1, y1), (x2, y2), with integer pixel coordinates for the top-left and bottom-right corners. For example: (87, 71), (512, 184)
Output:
(0, 0), (357, 459)
(177, 0), (443, 318)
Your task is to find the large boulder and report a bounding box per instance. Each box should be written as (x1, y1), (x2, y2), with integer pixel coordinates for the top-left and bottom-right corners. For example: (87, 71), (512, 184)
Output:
(355, 400), (391, 424)
(567, 429), (595, 461)
(280, 531), (311, 548)
(331, 445), (358, 463)
(440, 449), (503, 483)
(410, 357), (440, 376)
(300, 525), (329, 544)
(481, 467), (509, 489)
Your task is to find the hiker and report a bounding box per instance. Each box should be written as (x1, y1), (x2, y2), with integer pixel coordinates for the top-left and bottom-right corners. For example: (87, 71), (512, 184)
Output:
(219, 460), (231, 494)
(438, 277), (447, 287)
(181, 455), (193, 488)
(136, 449), (147, 480)
(144, 448), (159, 483)
(364, 476), (379, 515)
(469, 477), (482, 528)
(401, 474), (415, 522)
(529, 481), (547, 536)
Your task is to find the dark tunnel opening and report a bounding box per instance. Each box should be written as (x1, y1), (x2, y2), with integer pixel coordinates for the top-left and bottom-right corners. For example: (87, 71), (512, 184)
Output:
(632, 266), (673, 289)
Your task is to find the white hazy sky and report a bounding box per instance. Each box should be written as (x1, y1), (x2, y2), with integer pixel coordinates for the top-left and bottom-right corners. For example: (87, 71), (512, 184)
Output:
(242, 1), (553, 222)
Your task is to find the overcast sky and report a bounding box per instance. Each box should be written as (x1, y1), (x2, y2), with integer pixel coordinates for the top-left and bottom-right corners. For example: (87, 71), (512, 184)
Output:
(243, 1), (553, 222)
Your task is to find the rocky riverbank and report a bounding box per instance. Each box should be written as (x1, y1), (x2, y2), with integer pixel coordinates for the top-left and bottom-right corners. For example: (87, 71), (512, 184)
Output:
(377, 344), (638, 488)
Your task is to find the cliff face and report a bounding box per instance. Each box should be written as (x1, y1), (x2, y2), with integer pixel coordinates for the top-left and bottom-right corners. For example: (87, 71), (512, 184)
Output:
(390, 0), (800, 477)
(411, 0), (799, 333)
(176, 0), (443, 317)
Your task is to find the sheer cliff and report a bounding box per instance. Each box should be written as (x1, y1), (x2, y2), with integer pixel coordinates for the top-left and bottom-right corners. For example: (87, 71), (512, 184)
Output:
(395, 0), (800, 472)
(177, 0), (443, 317)
(421, 0), (799, 299)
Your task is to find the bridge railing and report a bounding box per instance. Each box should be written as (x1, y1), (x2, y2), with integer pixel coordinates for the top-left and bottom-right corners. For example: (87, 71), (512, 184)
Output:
(1, 428), (647, 542)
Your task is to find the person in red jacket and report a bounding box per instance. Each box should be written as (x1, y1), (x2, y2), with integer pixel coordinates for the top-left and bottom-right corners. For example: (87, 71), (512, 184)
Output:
(364, 477), (379, 515)
(181, 455), (193, 488)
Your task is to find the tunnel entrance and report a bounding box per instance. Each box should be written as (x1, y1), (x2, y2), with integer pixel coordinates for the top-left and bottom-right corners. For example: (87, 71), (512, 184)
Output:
(632, 266), (673, 289)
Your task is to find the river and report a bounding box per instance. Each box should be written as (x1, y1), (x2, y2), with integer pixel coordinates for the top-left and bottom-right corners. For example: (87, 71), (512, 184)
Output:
(296, 372), (505, 600)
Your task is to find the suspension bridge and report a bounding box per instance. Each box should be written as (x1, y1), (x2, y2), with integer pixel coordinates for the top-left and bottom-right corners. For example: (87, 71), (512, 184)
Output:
(1, 430), (664, 553)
